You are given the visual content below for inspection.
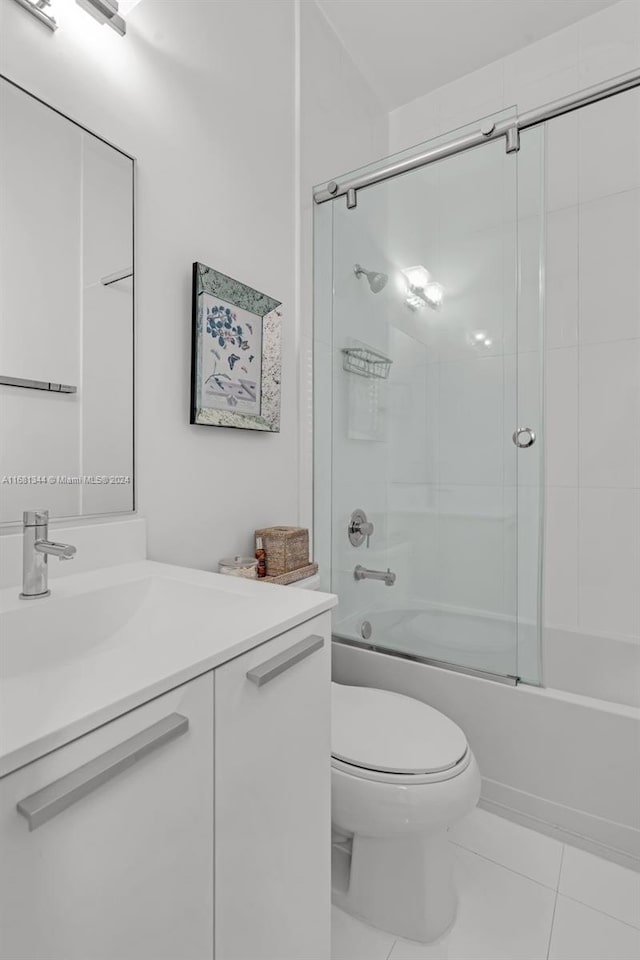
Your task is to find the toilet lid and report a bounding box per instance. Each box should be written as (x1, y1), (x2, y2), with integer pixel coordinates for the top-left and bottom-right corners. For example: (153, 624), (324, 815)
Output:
(331, 683), (468, 775)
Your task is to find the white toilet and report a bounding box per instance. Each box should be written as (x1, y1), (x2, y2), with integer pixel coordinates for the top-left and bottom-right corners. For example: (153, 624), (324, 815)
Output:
(331, 682), (481, 943)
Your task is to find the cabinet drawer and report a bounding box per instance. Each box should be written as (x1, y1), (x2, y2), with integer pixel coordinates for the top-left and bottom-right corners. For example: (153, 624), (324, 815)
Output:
(0, 673), (214, 960)
(214, 612), (332, 960)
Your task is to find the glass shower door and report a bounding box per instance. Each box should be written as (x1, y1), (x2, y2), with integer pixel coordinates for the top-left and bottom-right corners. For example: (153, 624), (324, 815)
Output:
(316, 117), (543, 683)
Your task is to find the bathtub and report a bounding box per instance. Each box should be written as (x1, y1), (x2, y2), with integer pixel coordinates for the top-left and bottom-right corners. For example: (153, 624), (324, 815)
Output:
(543, 626), (640, 709)
(335, 604), (640, 707)
(333, 629), (640, 871)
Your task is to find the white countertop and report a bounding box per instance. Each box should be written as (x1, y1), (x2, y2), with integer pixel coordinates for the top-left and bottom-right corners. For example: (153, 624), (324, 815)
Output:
(0, 560), (337, 778)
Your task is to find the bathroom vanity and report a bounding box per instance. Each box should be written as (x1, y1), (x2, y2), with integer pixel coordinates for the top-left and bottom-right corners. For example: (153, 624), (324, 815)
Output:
(0, 559), (336, 960)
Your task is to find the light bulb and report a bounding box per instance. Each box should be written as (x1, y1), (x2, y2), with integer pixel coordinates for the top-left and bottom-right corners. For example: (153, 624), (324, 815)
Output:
(400, 265), (431, 290)
(424, 282), (443, 307)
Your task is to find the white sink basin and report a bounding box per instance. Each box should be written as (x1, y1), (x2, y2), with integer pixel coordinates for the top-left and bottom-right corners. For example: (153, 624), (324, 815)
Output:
(1, 575), (248, 679)
(0, 558), (335, 778)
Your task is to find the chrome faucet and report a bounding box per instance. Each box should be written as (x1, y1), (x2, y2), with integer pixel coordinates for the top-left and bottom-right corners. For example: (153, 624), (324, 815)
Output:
(20, 510), (76, 599)
(354, 564), (396, 587)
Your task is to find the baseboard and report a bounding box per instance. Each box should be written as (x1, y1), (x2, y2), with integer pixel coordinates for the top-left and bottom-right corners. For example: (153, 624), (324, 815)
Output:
(480, 778), (640, 872)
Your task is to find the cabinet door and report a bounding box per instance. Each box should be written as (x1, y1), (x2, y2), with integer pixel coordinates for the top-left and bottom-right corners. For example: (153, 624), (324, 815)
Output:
(0, 673), (214, 960)
(214, 612), (331, 960)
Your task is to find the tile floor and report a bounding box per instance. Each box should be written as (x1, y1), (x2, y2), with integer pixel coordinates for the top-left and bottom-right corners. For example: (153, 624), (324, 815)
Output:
(331, 808), (640, 960)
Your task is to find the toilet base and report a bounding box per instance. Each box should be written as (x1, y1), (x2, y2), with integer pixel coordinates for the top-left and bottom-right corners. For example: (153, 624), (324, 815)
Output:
(333, 828), (457, 943)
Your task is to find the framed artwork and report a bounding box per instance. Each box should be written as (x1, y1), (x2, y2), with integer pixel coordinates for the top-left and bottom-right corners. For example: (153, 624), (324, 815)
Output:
(190, 262), (282, 431)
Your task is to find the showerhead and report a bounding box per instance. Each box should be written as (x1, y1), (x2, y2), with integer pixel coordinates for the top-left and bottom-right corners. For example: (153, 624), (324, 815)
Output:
(354, 263), (388, 294)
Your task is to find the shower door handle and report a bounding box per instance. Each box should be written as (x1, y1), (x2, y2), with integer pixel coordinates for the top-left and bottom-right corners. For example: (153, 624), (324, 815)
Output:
(512, 427), (536, 448)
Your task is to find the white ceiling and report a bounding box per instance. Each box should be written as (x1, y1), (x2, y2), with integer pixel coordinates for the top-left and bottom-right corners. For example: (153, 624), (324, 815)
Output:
(316, 0), (620, 109)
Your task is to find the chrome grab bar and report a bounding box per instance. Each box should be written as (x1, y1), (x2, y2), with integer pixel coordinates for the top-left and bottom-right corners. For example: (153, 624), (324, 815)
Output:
(354, 565), (396, 586)
(16, 713), (189, 831)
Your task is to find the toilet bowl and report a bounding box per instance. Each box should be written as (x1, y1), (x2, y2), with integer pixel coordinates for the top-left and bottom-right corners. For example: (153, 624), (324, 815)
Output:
(331, 682), (480, 943)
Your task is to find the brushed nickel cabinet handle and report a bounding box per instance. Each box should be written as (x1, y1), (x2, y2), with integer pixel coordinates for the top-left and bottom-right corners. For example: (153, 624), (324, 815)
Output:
(16, 713), (189, 831)
(246, 635), (324, 687)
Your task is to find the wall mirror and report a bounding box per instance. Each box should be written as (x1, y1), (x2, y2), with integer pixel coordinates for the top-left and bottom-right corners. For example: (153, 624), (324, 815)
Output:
(0, 77), (135, 524)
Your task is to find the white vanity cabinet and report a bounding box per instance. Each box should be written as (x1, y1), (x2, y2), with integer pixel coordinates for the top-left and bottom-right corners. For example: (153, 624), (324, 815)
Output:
(0, 611), (331, 960)
(0, 672), (215, 960)
(215, 614), (332, 960)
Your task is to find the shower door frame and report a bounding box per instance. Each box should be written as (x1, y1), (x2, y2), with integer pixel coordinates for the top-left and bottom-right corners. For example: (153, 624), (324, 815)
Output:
(313, 68), (640, 208)
(313, 67), (640, 687)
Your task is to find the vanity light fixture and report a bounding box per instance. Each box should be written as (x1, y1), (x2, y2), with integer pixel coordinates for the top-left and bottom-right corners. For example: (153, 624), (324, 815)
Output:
(405, 293), (425, 311)
(75, 0), (126, 35)
(400, 265), (444, 310)
(12, 0), (57, 31)
(401, 265), (431, 291)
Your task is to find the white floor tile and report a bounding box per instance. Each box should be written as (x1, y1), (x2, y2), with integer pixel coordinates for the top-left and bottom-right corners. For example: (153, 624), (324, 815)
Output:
(388, 846), (556, 960)
(559, 845), (640, 929)
(548, 895), (640, 960)
(448, 807), (563, 889)
(331, 905), (395, 960)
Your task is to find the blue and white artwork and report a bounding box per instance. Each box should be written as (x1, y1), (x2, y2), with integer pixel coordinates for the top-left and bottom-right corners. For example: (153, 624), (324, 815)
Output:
(199, 293), (262, 416)
(191, 262), (282, 432)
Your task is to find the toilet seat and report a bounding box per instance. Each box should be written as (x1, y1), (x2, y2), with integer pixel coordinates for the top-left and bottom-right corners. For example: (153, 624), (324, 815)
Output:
(331, 750), (472, 785)
(332, 683), (469, 780)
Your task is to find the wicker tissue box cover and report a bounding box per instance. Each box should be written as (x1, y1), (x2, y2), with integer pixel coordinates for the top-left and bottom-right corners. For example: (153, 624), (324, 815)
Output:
(255, 526), (309, 577)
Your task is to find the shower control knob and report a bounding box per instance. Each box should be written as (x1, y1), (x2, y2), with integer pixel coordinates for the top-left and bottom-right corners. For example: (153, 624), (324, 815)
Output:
(512, 426), (536, 448)
(349, 509), (374, 548)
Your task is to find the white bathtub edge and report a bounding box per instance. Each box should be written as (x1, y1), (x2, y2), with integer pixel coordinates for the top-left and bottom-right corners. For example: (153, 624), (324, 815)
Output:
(518, 681), (640, 720)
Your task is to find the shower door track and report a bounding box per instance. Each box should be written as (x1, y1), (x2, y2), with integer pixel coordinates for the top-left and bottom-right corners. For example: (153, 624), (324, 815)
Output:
(313, 67), (640, 207)
(333, 635), (520, 686)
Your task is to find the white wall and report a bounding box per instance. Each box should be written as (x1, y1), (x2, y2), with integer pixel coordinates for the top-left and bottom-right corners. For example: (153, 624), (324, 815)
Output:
(385, 0), (640, 670)
(542, 88), (640, 652)
(299, 0), (388, 540)
(389, 1), (640, 151)
(0, 0), (298, 569)
(0, 0), (388, 570)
